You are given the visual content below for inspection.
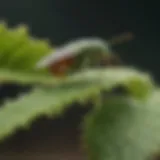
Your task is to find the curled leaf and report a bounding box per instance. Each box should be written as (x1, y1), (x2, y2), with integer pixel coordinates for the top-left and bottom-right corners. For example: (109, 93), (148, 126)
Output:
(84, 93), (160, 160)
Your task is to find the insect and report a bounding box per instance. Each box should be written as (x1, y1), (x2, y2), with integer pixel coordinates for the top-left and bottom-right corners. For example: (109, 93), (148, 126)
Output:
(36, 32), (133, 77)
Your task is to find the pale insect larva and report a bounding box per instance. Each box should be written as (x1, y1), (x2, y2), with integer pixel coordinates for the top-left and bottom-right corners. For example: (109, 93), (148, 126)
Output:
(36, 38), (110, 76)
(36, 33), (133, 76)
(36, 38), (109, 68)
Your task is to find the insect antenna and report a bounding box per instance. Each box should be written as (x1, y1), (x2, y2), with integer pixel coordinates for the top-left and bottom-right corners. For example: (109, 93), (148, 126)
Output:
(98, 32), (134, 67)
(108, 32), (134, 46)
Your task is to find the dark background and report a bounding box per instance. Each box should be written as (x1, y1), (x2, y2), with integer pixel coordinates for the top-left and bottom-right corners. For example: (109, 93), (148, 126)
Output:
(0, 1), (159, 159)
(0, 0), (159, 79)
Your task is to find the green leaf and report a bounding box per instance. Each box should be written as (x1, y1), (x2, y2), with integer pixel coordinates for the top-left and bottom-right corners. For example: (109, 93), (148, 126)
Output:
(0, 67), (154, 99)
(62, 67), (154, 99)
(0, 23), (52, 72)
(0, 85), (100, 141)
(0, 23), (158, 160)
(0, 69), (56, 85)
(0, 67), (154, 141)
(84, 92), (160, 160)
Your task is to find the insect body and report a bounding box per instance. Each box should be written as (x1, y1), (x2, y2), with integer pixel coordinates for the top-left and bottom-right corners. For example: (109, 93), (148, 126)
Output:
(36, 33), (132, 76)
(36, 38), (111, 76)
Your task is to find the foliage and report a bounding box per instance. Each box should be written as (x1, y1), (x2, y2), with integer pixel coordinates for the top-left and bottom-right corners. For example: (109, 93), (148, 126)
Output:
(84, 94), (160, 160)
(0, 23), (160, 160)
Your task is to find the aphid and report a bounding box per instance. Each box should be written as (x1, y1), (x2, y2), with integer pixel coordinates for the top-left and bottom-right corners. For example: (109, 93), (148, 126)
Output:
(36, 32), (133, 76)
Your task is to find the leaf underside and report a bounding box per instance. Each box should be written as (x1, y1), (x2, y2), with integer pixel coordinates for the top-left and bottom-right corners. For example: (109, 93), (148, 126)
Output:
(84, 92), (160, 160)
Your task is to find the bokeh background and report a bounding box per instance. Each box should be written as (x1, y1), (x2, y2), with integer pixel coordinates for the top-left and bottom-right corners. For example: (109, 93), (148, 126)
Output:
(0, 0), (159, 159)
